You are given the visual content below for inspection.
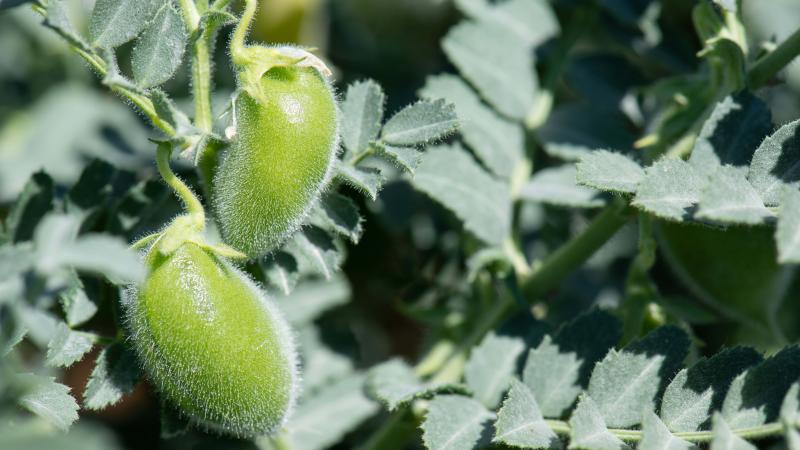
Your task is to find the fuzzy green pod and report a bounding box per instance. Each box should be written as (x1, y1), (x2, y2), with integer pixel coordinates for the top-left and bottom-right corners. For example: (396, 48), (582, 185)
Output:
(124, 242), (298, 436)
(213, 65), (338, 258)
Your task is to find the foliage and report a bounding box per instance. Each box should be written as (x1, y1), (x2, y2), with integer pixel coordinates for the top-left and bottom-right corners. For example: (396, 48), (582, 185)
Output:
(2, 0), (800, 449)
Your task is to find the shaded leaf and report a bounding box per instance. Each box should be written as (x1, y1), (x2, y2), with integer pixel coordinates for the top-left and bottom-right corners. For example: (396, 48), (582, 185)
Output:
(378, 145), (423, 174)
(16, 374), (79, 431)
(310, 192), (363, 243)
(43, 0), (90, 52)
(777, 188), (800, 264)
(286, 227), (342, 280)
(455, 0), (559, 47)
(412, 144), (511, 246)
(576, 151), (645, 194)
(261, 251), (300, 296)
(335, 164), (384, 201)
(588, 326), (690, 428)
(493, 378), (562, 449)
(131, 2), (187, 88)
(749, 119), (800, 206)
(539, 103), (634, 161)
(341, 80), (385, 155)
(277, 275), (350, 326)
(83, 342), (141, 410)
(4, 171), (54, 243)
(520, 165), (607, 209)
(367, 359), (469, 411)
(465, 332), (525, 409)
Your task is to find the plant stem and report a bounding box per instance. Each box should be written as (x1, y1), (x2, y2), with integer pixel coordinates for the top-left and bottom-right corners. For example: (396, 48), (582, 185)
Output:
(191, 34), (214, 133)
(747, 26), (800, 89)
(230, 0), (257, 65)
(544, 419), (788, 443)
(521, 199), (630, 300)
(155, 142), (205, 224)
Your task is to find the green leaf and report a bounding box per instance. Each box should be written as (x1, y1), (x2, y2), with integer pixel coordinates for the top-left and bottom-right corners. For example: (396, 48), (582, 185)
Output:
(380, 99), (458, 146)
(0, 0), (31, 10)
(748, 119), (800, 206)
(299, 327), (354, 393)
(442, 20), (537, 121)
(56, 234), (146, 284)
(539, 103), (634, 161)
(695, 166), (772, 225)
(660, 347), (762, 432)
(493, 378), (564, 449)
(83, 342), (141, 410)
(16, 373), (79, 431)
(632, 159), (707, 221)
(520, 165), (607, 209)
(639, 411), (698, 450)
(4, 171), (54, 243)
(89, 0), (161, 48)
(261, 251), (299, 296)
(58, 273), (97, 327)
(43, 0), (91, 52)
(781, 383), (800, 425)
(422, 395), (495, 450)
(131, 2), (187, 89)
(722, 346), (800, 428)
(568, 394), (630, 450)
(367, 359), (469, 411)
(588, 326), (690, 428)
(420, 74), (524, 177)
(281, 374), (379, 450)
(524, 310), (622, 418)
(412, 144), (511, 246)
(150, 89), (195, 136)
(576, 151), (645, 194)
(455, 0), (559, 47)
(340, 80), (385, 155)
(309, 193), (363, 244)
(493, 378), (562, 449)
(465, 332), (525, 409)
(710, 413), (757, 450)
(286, 227), (342, 280)
(777, 188), (800, 264)
(277, 275), (350, 326)
(335, 164), (384, 200)
(689, 93), (772, 177)
(45, 322), (95, 368)
(377, 145), (423, 174)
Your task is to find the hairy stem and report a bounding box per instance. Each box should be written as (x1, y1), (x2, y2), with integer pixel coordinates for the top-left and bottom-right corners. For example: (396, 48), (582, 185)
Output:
(748, 26), (800, 89)
(230, 0), (257, 65)
(155, 142), (205, 225)
(178, 0), (214, 134)
(544, 419), (788, 443)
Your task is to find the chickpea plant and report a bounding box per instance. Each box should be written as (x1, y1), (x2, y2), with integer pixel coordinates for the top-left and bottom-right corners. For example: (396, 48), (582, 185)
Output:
(3, 0), (800, 449)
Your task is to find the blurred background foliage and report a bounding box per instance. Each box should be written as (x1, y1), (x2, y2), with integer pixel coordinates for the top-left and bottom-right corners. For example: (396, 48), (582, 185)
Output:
(2, 0), (800, 449)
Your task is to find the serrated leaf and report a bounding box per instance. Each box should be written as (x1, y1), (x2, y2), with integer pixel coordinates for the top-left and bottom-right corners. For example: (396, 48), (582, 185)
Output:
(455, 0), (559, 47)
(749, 119), (800, 206)
(632, 159), (707, 221)
(261, 251), (300, 296)
(442, 20), (537, 121)
(710, 413), (757, 450)
(341, 80), (385, 155)
(377, 145), (423, 174)
(45, 322), (95, 368)
(722, 346), (800, 428)
(520, 165), (607, 209)
(131, 2), (187, 88)
(420, 74), (524, 177)
(44, 0), (90, 52)
(639, 411), (698, 450)
(281, 374), (378, 450)
(412, 144), (511, 246)
(4, 171), (54, 243)
(660, 347), (762, 432)
(286, 227), (342, 279)
(524, 310), (622, 418)
(539, 103), (634, 161)
(335, 164), (384, 200)
(381, 99), (458, 146)
(588, 326), (689, 428)
(781, 383), (800, 424)
(309, 193), (363, 243)
(465, 332), (525, 409)
(89, 0), (161, 48)
(83, 342), (141, 410)
(576, 151), (645, 194)
(689, 93), (772, 177)
(16, 374), (79, 431)
(194, 10), (236, 40)
(278, 275), (350, 326)
(367, 359), (469, 411)
(493, 378), (562, 449)
(777, 186), (800, 264)
(695, 166), (772, 225)
(568, 394), (629, 450)
(422, 395), (495, 450)
(58, 272), (97, 327)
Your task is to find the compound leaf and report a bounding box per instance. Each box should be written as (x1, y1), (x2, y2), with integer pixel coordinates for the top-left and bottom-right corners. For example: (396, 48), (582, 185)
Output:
(422, 395), (494, 450)
(493, 378), (562, 449)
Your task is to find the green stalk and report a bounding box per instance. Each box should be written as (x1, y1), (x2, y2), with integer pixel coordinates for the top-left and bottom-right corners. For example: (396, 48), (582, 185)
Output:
(230, 0), (257, 65)
(156, 142), (205, 226)
(747, 26), (800, 89)
(545, 419), (788, 443)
